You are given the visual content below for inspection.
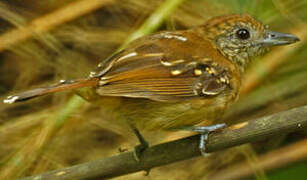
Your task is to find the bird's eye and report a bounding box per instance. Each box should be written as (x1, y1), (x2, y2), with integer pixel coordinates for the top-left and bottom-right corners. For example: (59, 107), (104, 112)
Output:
(236, 28), (250, 40)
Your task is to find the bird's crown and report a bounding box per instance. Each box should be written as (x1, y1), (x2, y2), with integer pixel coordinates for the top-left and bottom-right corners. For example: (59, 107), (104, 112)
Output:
(204, 14), (265, 39)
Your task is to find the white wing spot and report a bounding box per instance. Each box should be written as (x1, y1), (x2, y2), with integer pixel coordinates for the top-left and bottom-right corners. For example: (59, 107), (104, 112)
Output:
(161, 59), (185, 67)
(3, 96), (19, 104)
(56, 171), (66, 176)
(220, 77), (226, 83)
(89, 71), (97, 77)
(117, 52), (137, 62)
(99, 80), (108, 86)
(171, 70), (182, 75)
(142, 53), (164, 57)
(194, 69), (202, 76)
(193, 89), (198, 95)
(162, 33), (187, 42)
(202, 89), (219, 95)
(161, 60), (173, 66)
(59, 79), (67, 83)
(97, 63), (103, 67)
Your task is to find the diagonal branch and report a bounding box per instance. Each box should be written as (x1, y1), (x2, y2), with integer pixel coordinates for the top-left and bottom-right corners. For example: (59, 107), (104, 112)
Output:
(20, 105), (307, 180)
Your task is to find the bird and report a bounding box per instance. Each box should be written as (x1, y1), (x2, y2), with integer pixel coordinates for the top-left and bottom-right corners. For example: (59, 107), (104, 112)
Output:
(3, 14), (299, 158)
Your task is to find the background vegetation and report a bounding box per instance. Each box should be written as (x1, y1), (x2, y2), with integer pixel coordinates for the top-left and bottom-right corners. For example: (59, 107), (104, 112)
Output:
(0, 0), (306, 179)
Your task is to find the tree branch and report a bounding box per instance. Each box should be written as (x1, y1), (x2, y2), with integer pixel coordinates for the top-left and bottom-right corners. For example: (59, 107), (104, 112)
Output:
(20, 105), (307, 180)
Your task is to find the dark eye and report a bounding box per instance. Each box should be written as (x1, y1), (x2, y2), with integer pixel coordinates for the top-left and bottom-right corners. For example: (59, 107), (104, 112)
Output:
(236, 28), (250, 40)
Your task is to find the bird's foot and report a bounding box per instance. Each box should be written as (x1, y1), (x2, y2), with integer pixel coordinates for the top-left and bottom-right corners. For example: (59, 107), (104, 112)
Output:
(130, 125), (149, 161)
(134, 142), (151, 176)
(182, 123), (227, 156)
(118, 147), (128, 153)
(133, 140), (149, 161)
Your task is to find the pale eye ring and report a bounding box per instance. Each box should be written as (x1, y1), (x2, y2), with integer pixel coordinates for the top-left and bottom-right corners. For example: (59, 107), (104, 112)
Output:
(236, 28), (250, 40)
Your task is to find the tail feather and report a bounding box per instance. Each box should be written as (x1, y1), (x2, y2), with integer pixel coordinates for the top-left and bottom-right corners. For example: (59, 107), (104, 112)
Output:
(3, 78), (99, 104)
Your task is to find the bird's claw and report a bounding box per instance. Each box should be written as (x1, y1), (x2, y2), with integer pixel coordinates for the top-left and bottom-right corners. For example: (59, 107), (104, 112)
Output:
(133, 141), (149, 161)
(199, 123), (226, 156)
(180, 123), (227, 156)
(143, 168), (151, 176)
(118, 147), (128, 153)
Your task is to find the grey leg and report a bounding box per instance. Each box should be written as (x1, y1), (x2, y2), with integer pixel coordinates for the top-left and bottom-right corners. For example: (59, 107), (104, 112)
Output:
(180, 123), (227, 156)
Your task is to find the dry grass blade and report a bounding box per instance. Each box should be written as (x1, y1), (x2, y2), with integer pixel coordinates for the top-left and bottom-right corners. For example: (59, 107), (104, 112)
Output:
(0, 0), (115, 52)
(226, 69), (307, 120)
(209, 138), (307, 180)
(0, 96), (87, 179)
(123, 0), (186, 46)
(241, 25), (307, 94)
(0, 0), (187, 179)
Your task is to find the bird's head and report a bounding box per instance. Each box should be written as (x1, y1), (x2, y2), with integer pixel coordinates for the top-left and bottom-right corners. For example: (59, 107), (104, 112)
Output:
(201, 14), (299, 69)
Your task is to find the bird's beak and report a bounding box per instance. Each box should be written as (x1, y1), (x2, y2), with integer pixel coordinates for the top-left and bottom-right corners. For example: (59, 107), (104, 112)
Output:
(261, 31), (300, 46)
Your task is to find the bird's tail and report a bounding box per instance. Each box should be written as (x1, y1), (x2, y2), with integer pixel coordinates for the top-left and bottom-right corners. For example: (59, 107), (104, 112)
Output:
(3, 78), (99, 104)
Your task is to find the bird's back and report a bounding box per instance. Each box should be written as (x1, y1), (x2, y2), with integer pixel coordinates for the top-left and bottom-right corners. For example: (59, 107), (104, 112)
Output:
(87, 29), (242, 130)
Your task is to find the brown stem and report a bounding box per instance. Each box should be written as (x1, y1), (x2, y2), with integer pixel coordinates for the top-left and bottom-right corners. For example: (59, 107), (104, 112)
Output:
(19, 105), (307, 180)
(209, 138), (307, 180)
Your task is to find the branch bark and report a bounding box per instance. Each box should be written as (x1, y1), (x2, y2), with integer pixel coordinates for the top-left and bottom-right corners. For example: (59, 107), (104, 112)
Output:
(20, 105), (307, 180)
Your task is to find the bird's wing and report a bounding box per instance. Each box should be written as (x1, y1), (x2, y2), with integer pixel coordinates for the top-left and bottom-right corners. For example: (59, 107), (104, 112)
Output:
(93, 32), (230, 102)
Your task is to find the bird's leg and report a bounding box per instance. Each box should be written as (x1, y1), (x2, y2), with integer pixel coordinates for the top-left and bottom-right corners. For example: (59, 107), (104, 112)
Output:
(129, 124), (149, 161)
(181, 123), (227, 156)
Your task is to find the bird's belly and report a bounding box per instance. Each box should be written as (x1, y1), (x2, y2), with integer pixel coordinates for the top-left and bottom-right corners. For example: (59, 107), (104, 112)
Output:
(119, 96), (230, 131)
(76, 88), (234, 131)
